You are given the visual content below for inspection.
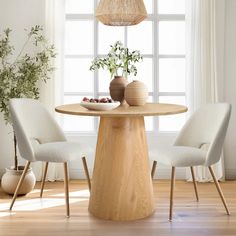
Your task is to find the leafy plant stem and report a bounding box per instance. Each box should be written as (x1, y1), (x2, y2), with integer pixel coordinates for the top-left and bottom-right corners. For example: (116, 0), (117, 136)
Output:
(0, 25), (56, 170)
(13, 132), (18, 170)
(12, 35), (31, 65)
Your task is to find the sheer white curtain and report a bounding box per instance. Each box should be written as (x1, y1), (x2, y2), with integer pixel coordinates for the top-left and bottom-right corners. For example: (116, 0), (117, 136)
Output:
(32, 0), (65, 181)
(185, 0), (225, 181)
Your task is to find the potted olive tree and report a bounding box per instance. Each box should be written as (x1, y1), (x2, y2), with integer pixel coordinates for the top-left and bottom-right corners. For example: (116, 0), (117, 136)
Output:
(0, 25), (56, 195)
(90, 41), (143, 102)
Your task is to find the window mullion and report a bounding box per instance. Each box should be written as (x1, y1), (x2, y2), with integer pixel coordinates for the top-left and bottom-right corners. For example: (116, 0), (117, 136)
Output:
(159, 55), (185, 58)
(66, 14), (95, 20)
(94, 0), (99, 131)
(124, 26), (128, 47)
(158, 14), (185, 21)
(159, 92), (186, 96)
(153, 0), (159, 134)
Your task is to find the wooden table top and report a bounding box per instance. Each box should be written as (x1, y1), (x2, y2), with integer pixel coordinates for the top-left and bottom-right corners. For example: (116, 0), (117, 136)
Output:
(55, 103), (188, 117)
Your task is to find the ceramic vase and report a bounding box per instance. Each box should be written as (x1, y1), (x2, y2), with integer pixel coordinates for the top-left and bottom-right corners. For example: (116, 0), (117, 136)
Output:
(1, 166), (36, 195)
(109, 76), (128, 102)
(124, 80), (148, 106)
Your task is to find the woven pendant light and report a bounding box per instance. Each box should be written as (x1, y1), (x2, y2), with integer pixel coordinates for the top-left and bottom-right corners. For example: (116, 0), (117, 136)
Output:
(96, 0), (147, 26)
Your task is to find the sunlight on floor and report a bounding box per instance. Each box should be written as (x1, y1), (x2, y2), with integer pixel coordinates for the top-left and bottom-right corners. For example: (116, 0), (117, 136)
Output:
(52, 189), (90, 198)
(0, 198), (87, 212)
(0, 189), (90, 215)
(30, 189), (51, 194)
(0, 212), (16, 217)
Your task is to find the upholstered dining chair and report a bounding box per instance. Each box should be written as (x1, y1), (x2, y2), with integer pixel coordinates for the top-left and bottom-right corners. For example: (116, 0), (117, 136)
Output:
(9, 98), (92, 217)
(150, 103), (231, 221)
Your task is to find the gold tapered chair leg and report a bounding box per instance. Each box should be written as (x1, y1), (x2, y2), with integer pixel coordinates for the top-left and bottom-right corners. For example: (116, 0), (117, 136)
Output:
(64, 162), (70, 217)
(169, 166), (175, 221)
(40, 162), (49, 198)
(208, 166), (230, 215)
(151, 161), (157, 180)
(10, 161), (31, 210)
(190, 166), (199, 201)
(82, 156), (91, 192)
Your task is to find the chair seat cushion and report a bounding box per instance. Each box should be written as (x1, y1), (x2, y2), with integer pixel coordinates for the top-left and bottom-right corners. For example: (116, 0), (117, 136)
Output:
(34, 142), (93, 163)
(149, 146), (206, 167)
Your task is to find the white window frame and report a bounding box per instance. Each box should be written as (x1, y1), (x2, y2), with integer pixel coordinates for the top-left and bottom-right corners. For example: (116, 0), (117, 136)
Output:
(64, 0), (186, 135)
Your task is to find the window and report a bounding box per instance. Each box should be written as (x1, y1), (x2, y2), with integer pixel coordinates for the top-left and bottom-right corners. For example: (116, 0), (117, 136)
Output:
(64, 0), (186, 134)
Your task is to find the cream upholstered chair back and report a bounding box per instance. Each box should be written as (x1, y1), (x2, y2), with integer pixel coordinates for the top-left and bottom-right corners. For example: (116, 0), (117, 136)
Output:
(174, 103), (231, 166)
(9, 98), (66, 162)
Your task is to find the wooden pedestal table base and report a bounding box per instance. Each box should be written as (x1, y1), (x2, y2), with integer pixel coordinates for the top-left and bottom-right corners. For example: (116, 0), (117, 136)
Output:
(88, 117), (154, 221)
(55, 102), (188, 221)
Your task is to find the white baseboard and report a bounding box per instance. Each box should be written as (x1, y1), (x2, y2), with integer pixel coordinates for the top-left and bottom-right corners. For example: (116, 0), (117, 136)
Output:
(0, 167), (186, 181)
(225, 169), (236, 180)
(70, 167), (236, 180)
(1, 168), (235, 180)
(69, 167), (187, 180)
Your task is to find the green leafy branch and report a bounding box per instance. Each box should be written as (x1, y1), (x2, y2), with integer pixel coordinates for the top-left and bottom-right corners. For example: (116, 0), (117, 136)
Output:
(89, 41), (143, 79)
(0, 25), (56, 124)
(0, 25), (56, 170)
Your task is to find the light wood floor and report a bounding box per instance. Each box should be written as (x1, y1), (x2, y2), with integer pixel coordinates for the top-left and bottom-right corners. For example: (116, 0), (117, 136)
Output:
(0, 180), (236, 236)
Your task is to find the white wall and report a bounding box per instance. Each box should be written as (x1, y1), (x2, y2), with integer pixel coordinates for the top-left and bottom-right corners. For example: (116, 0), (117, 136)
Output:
(0, 0), (45, 176)
(0, 0), (235, 179)
(224, 0), (236, 179)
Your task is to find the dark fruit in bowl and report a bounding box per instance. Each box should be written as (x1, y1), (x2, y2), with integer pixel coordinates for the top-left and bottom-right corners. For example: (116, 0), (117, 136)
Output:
(99, 98), (108, 103)
(82, 97), (90, 102)
(82, 97), (114, 103)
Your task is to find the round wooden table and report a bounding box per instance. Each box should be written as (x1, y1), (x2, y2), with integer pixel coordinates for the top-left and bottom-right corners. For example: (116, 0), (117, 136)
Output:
(55, 103), (187, 221)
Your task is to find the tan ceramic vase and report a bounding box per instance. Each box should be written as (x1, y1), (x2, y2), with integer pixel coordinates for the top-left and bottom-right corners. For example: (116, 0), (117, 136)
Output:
(124, 80), (148, 106)
(1, 166), (36, 195)
(109, 76), (128, 102)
